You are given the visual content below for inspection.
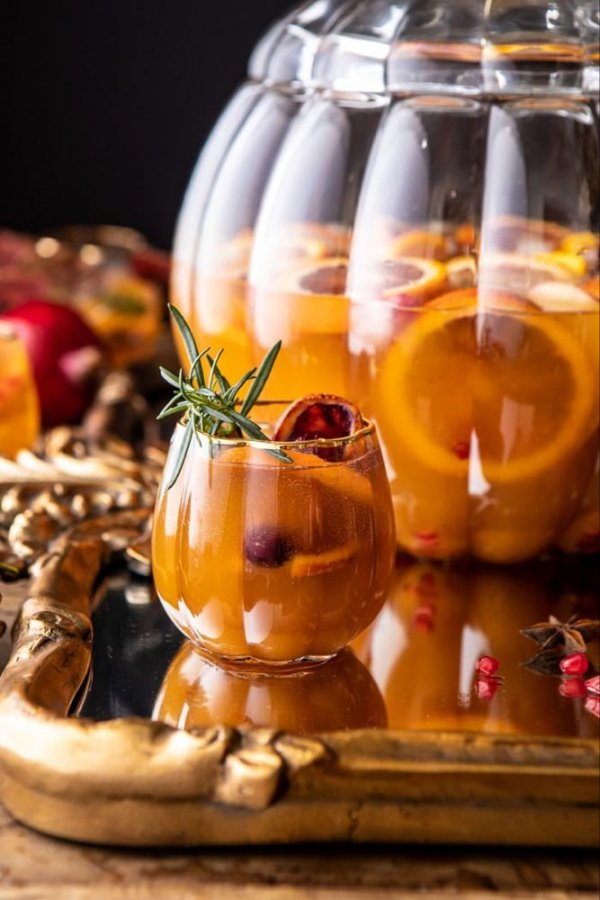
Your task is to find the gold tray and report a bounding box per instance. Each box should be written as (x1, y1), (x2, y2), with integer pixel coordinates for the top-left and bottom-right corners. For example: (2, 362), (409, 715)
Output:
(0, 436), (598, 849)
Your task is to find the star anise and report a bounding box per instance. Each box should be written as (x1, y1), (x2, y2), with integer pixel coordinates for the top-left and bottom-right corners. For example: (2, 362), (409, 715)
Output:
(520, 615), (600, 655)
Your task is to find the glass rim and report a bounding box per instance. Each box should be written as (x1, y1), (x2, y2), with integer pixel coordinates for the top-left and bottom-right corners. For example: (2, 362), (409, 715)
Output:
(174, 415), (376, 452)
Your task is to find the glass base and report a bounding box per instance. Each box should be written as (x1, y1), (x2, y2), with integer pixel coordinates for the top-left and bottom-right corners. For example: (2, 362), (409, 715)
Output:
(187, 644), (338, 678)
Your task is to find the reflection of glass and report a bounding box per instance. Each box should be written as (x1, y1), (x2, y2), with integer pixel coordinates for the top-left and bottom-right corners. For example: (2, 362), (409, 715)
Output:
(356, 559), (599, 739)
(153, 644), (386, 734)
(0, 323), (39, 458)
(152, 413), (395, 667)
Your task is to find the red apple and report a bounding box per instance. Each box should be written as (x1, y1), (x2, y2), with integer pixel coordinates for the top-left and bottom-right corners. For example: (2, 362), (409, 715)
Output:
(1, 299), (105, 427)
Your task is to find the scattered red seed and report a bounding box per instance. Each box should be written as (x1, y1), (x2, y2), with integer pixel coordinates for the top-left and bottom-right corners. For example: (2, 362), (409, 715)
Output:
(412, 611), (435, 632)
(476, 655), (500, 677)
(475, 678), (499, 701)
(559, 652), (589, 677)
(585, 675), (600, 696)
(558, 678), (587, 699)
(415, 531), (439, 548)
(584, 696), (600, 719)
(452, 439), (470, 460)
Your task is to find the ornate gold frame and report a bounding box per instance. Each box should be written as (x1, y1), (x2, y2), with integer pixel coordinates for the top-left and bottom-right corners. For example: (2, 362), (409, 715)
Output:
(0, 432), (598, 848)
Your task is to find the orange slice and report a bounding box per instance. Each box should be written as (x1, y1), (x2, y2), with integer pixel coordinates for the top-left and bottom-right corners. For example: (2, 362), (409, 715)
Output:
(535, 251), (587, 279)
(426, 287), (537, 314)
(527, 281), (599, 312)
(582, 275), (600, 301)
(378, 304), (597, 483)
(380, 257), (447, 303)
(485, 216), (568, 253)
(479, 252), (573, 293)
(273, 394), (364, 444)
(255, 257), (349, 337)
(290, 541), (359, 577)
(561, 230), (599, 258)
(386, 229), (451, 260)
(446, 255), (477, 289)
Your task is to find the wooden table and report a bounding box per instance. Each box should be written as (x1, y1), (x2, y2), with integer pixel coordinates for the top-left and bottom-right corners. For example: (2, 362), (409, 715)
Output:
(1, 583), (599, 899)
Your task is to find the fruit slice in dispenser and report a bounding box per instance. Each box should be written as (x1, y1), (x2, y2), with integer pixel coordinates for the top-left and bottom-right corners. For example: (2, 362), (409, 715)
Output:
(153, 644), (387, 734)
(251, 254), (351, 400)
(375, 294), (599, 562)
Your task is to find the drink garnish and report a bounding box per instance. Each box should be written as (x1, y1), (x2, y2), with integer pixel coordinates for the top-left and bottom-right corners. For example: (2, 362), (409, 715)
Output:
(272, 394), (365, 461)
(158, 304), (290, 488)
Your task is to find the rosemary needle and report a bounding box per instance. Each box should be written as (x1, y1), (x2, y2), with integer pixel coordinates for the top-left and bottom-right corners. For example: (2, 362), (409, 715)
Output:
(158, 305), (291, 488)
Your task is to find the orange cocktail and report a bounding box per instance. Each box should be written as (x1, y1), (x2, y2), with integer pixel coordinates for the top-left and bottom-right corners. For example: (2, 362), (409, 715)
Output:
(152, 414), (395, 666)
(0, 324), (39, 458)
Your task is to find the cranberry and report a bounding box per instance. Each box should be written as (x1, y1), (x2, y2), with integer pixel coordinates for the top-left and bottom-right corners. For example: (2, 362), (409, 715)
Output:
(451, 440), (470, 460)
(476, 655), (500, 677)
(558, 678), (587, 699)
(244, 527), (294, 568)
(559, 652), (589, 677)
(584, 696), (600, 719)
(585, 675), (600, 696)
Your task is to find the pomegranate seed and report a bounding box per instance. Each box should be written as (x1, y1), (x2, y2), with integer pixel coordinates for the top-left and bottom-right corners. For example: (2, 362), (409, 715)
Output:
(584, 696), (600, 719)
(559, 652), (589, 676)
(585, 676), (600, 696)
(475, 678), (499, 701)
(412, 611), (435, 632)
(452, 440), (470, 460)
(558, 678), (587, 699)
(415, 531), (439, 548)
(476, 655), (500, 676)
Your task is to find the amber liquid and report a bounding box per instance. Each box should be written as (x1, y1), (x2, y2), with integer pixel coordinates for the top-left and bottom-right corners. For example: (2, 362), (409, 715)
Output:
(361, 303), (600, 563)
(153, 644), (387, 733)
(152, 427), (395, 664)
(0, 329), (40, 458)
(172, 222), (600, 563)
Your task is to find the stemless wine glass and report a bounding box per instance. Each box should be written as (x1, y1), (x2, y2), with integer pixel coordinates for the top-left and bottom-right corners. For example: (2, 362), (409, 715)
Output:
(0, 323), (40, 458)
(152, 406), (395, 667)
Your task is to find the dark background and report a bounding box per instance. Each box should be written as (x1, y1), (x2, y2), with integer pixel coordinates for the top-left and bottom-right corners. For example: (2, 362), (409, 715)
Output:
(2, 1), (294, 250)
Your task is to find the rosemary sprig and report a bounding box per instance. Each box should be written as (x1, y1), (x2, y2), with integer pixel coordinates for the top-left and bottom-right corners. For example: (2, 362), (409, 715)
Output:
(158, 305), (291, 488)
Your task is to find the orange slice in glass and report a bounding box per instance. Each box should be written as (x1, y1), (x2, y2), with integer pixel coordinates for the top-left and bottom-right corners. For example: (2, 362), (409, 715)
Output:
(386, 230), (451, 260)
(582, 275), (600, 300)
(380, 257), (447, 304)
(479, 252), (573, 293)
(259, 257), (350, 336)
(379, 303), (596, 483)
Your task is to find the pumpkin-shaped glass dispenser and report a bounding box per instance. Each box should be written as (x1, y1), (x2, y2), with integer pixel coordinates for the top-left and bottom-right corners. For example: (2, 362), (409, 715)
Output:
(172, 0), (599, 565)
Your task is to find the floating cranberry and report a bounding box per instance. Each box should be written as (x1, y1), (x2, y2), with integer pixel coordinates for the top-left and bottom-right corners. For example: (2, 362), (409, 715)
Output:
(559, 652), (589, 677)
(585, 675), (600, 696)
(244, 527), (294, 568)
(558, 678), (587, 699)
(476, 655), (500, 677)
(584, 696), (600, 719)
(451, 440), (470, 461)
